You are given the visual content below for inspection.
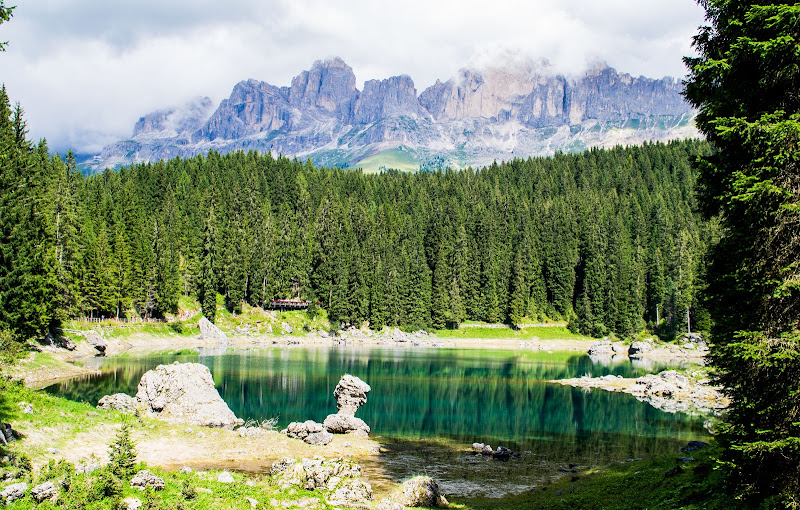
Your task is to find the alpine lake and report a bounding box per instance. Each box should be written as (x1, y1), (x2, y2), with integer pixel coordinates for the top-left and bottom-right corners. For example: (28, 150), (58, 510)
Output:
(45, 345), (712, 498)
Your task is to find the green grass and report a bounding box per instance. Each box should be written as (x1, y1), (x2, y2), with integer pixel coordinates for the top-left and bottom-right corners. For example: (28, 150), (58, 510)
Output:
(458, 446), (732, 510)
(349, 148), (421, 173)
(436, 324), (591, 341)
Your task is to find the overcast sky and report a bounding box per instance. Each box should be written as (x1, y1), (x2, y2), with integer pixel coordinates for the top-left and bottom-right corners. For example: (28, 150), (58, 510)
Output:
(0, 0), (707, 154)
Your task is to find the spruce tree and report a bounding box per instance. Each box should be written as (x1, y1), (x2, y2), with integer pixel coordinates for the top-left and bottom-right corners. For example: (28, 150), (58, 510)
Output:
(685, 1), (800, 503)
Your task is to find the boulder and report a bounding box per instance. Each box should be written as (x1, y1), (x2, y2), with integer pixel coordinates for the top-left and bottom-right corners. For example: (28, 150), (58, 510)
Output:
(18, 402), (33, 414)
(136, 362), (243, 429)
(0, 482), (27, 504)
(628, 341), (652, 356)
(281, 322), (294, 334)
(284, 420), (333, 445)
(97, 393), (138, 413)
(681, 440), (709, 453)
(31, 481), (57, 502)
(217, 471), (234, 483)
(333, 374), (371, 416)
(306, 431), (334, 445)
(0, 423), (17, 445)
(323, 414), (370, 435)
(323, 374), (372, 435)
(587, 340), (613, 356)
(75, 460), (101, 475)
(326, 478), (374, 507)
(84, 330), (108, 354)
(198, 316), (227, 343)
(180, 466), (192, 474)
(270, 457), (296, 476)
(271, 457), (363, 492)
(611, 342), (628, 353)
(393, 476), (448, 508)
(42, 332), (76, 350)
(123, 497), (142, 510)
(130, 470), (165, 491)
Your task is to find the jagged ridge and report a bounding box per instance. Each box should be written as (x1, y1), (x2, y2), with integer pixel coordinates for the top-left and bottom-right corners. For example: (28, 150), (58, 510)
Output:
(90, 57), (698, 173)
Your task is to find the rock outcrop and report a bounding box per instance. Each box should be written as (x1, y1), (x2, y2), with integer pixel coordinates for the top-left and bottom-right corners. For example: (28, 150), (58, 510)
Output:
(552, 369), (729, 414)
(91, 57), (698, 174)
(130, 470), (165, 491)
(284, 420), (333, 446)
(270, 457), (372, 507)
(0, 482), (27, 504)
(97, 393), (138, 413)
(136, 362), (243, 428)
(31, 481), (57, 503)
(323, 375), (371, 435)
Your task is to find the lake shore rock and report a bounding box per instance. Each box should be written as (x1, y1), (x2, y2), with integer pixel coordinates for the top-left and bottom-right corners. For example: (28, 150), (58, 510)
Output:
(283, 420), (333, 445)
(324, 374), (372, 435)
(97, 393), (138, 413)
(388, 476), (449, 508)
(136, 362), (243, 429)
(551, 368), (728, 414)
(198, 316), (227, 345)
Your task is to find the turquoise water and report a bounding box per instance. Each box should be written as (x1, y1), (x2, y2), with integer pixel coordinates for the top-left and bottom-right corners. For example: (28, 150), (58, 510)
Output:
(47, 346), (711, 496)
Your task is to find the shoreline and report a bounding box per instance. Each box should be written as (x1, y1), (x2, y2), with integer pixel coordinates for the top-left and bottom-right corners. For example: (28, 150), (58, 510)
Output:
(15, 331), (602, 389)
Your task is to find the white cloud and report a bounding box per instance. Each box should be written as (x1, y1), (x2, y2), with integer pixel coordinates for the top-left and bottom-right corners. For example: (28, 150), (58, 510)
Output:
(0, 0), (706, 153)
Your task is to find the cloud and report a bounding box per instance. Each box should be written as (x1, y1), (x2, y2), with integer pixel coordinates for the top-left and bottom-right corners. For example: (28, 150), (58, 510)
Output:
(0, 0), (706, 153)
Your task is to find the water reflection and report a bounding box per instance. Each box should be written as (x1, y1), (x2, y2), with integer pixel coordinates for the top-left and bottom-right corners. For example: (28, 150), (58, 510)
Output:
(47, 346), (710, 495)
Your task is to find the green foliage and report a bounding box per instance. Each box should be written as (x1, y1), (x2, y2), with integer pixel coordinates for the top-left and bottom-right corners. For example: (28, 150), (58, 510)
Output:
(180, 478), (196, 500)
(91, 468), (123, 501)
(0, 1), (13, 52)
(108, 421), (137, 479)
(0, 83), (710, 342)
(684, 0), (800, 504)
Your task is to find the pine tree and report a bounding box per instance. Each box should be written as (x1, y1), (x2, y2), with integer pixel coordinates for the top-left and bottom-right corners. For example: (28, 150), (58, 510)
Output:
(685, 1), (800, 503)
(199, 207), (216, 323)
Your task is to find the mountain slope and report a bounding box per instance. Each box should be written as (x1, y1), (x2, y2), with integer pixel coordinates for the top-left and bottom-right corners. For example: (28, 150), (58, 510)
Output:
(89, 58), (698, 173)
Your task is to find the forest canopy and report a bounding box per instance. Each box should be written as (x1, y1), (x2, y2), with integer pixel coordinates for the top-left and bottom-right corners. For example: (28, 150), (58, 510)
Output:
(0, 88), (711, 339)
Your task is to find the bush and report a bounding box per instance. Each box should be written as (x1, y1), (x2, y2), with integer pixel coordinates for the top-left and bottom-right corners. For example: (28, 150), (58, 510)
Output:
(180, 479), (196, 500)
(91, 469), (122, 500)
(168, 321), (184, 334)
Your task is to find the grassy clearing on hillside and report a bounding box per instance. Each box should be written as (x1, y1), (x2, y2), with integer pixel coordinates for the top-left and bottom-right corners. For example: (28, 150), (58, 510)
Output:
(349, 148), (420, 173)
(436, 324), (590, 341)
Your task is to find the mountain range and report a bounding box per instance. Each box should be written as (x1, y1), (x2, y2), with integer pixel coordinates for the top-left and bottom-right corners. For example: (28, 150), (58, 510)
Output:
(88, 57), (698, 173)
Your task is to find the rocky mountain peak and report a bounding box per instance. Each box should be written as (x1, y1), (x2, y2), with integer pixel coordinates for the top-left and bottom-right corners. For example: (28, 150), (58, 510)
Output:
(289, 57), (357, 117)
(91, 56), (699, 174)
(132, 96), (214, 138)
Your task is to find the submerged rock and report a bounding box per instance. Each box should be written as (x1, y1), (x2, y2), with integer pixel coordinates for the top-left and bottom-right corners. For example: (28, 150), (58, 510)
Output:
(136, 362), (243, 429)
